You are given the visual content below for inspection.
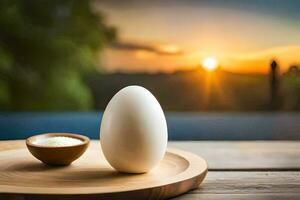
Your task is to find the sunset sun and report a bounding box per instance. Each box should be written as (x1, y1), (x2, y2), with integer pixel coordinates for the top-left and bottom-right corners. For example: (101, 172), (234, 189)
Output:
(202, 57), (218, 71)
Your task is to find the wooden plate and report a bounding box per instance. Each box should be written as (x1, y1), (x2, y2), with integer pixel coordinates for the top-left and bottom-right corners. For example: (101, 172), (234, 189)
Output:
(0, 145), (207, 200)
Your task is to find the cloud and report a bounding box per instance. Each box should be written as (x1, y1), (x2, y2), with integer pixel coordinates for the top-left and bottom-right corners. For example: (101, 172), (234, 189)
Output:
(109, 41), (183, 55)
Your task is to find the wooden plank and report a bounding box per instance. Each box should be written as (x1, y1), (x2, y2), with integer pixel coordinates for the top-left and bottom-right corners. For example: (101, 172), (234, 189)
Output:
(176, 194), (300, 200)
(195, 171), (300, 194)
(174, 171), (300, 199)
(0, 140), (24, 150)
(1, 140), (299, 169)
(168, 141), (300, 170)
(1, 141), (300, 199)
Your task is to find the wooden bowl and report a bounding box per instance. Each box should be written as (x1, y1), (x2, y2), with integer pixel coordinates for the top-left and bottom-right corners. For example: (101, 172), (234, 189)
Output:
(26, 133), (90, 166)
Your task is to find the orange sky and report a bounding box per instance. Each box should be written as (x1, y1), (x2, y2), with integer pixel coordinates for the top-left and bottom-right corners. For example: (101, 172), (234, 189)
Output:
(94, 1), (300, 74)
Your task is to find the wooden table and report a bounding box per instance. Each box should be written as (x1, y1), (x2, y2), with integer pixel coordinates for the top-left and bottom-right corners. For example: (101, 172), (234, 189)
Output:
(0, 140), (299, 199)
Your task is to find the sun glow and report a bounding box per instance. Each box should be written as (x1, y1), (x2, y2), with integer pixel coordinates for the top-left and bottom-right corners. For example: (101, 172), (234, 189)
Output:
(202, 57), (218, 71)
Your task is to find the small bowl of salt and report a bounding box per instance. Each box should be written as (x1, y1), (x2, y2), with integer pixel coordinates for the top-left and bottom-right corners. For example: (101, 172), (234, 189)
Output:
(26, 133), (90, 166)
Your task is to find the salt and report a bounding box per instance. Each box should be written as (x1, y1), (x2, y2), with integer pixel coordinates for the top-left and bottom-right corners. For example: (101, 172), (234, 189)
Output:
(33, 136), (83, 147)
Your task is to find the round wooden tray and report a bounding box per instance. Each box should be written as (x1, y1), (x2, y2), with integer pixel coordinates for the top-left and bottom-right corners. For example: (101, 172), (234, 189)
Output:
(0, 146), (207, 200)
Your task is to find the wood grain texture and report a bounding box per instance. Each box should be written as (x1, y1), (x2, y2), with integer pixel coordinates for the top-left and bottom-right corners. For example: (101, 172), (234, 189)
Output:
(176, 194), (300, 200)
(1, 140), (299, 200)
(1, 140), (299, 170)
(176, 171), (300, 199)
(0, 140), (24, 150)
(168, 141), (300, 170)
(0, 143), (207, 200)
(196, 171), (300, 194)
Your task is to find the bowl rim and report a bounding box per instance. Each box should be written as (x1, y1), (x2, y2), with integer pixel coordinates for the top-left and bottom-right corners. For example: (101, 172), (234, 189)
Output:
(26, 133), (90, 149)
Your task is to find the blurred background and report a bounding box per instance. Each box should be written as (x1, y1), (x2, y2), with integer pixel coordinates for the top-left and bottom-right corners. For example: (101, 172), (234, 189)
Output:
(0, 0), (299, 139)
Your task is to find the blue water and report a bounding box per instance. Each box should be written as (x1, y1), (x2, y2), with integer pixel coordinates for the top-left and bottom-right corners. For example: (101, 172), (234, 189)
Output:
(0, 112), (299, 140)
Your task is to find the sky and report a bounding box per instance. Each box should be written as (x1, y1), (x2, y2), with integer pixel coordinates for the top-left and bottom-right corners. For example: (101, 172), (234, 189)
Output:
(94, 0), (300, 74)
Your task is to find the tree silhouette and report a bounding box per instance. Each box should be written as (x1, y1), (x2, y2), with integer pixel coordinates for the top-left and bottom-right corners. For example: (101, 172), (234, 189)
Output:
(0, 0), (116, 110)
(269, 60), (280, 109)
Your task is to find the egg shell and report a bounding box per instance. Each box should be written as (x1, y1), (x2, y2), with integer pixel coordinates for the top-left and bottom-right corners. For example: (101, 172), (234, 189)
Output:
(100, 86), (168, 173)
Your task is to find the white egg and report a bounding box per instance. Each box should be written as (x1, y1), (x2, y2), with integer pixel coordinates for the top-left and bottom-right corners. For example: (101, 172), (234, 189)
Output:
(100, 86), (168, 173)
